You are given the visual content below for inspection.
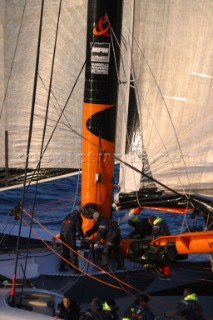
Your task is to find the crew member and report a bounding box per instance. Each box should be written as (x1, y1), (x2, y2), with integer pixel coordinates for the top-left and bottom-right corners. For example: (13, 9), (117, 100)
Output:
(86, 211), (125, 272)
(163, 287), (205, 320)
(102, 298), (119, 320)
(80, 297), (110, 320)
(59, 207), (85, 272)
(146, 215), (171, 280)
(148, 215), (170, 238)
(54, 295), (80, 320)
(123, 294), (154, 320)
(128, 215), (153, 239)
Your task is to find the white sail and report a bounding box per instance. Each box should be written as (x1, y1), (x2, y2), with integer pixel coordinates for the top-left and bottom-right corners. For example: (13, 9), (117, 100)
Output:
(0, 0), (86, 172)
(119, 0), (213, 196)
(0, 0), (137, 188)
(1, 0), (213, 195)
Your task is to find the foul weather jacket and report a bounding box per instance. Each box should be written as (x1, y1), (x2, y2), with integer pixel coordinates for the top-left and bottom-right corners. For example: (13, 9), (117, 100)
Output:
(60, 208), (84, 267)
(152, 217), (170, 238)
(164, 293), (205, 320)
(123, 302), (154, 320)
(128, 216), (153, 239)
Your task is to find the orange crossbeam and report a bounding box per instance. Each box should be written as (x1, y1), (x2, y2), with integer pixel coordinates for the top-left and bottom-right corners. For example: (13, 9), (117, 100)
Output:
(151, 231), (213, 254)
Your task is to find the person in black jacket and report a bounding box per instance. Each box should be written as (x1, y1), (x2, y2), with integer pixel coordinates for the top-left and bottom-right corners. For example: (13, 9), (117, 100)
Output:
(102, 298), (119, 320)
(163, 287), (205, 320)
(80, 297), (111, 320)
(123, 294), (154, 320)
(142, 215), (171, 280)
(86, 211), (124, 272)
(127, 215), (153, 239)
(59, 207), (85, 272)
(54, 295), (80, 320)
(148, 215), (170, 238)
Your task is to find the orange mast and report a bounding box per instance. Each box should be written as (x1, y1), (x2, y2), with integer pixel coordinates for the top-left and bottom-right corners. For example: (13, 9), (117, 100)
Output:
(81, 0), (123, 218)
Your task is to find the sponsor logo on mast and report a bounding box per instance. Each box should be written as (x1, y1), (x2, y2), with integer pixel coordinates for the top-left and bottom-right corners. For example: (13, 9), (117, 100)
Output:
(91, 43), (110, 75)
(91, 16), (111, 75)
(93, 16), (110, 37)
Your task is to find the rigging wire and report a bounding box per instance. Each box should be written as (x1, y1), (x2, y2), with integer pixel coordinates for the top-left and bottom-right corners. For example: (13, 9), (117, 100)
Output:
(105, 24), (184, 197)
(10, 12), (185, 200)
(22, 60), (86, 194)
(15, 19), (200, 215)
(0, 219), (18, 247)
(1, 2), (211, 316)
(9, 0), (45, 307)
(31, 95), (184, 199)
(21, 0), (64, 286)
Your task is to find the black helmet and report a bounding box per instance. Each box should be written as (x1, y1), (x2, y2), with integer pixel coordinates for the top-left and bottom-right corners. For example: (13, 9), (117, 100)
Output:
(83, 203), (99, 218)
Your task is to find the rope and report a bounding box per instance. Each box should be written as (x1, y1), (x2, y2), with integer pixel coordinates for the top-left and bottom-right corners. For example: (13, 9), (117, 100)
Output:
(21, 209), (142, 296)
(20, 213), (134, 295)
(18, 212), (183, 314)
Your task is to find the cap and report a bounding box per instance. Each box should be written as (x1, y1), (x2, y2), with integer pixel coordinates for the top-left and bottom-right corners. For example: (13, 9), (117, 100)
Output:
(93, 211), (100, 220)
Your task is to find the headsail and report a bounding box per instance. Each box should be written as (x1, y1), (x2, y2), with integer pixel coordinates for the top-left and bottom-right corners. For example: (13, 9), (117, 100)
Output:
(114, 0), (213, 214)
(113, 1), (213, 257)
(117, 0), (213, 197)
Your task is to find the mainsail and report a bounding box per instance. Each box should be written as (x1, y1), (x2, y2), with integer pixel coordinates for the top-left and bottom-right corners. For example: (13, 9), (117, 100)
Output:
(0, 0), (87, 186)
(0, 0), (135, 189)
